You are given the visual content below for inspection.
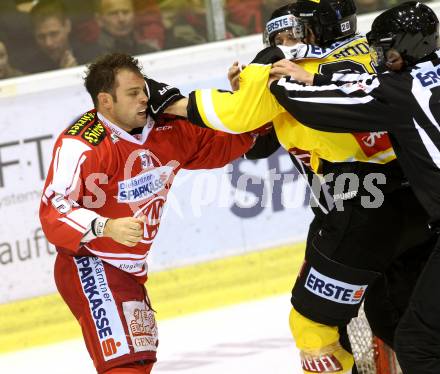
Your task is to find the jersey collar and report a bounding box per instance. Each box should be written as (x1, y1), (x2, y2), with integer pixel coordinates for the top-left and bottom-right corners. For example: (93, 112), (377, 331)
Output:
(97, 112), (155, 145)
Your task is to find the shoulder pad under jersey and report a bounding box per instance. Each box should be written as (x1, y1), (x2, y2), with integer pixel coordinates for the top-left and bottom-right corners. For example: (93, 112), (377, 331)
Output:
(64, 110), (107, 146)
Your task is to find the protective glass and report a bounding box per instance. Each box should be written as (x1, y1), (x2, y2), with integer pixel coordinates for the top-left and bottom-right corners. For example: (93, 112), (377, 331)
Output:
(367, 30), (395, 68)
(271, 30), (300, 47)
(369, 44), (385, 67)
(292, 18), (306, 42)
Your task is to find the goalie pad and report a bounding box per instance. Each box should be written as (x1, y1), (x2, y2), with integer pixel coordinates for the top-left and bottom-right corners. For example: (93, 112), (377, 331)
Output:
(291, 244), (380, 326)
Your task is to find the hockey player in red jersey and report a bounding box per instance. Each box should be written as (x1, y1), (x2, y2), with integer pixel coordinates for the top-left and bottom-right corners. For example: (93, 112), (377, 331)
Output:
(39, 53), (254, 374)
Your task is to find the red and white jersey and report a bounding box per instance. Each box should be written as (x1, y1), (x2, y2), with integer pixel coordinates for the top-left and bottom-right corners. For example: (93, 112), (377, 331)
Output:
(40, 109), (253, 282)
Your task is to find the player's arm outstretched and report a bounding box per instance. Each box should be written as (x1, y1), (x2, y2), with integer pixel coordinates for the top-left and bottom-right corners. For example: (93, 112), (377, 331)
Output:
(170, 117), (255, 169)
(145, 47), (298, 134)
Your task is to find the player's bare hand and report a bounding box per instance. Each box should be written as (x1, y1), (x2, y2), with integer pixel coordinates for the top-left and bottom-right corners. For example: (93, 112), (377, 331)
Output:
(227, 61), (246, 91)
(269, 59), (314, 86)
(104, 216), (146, 247)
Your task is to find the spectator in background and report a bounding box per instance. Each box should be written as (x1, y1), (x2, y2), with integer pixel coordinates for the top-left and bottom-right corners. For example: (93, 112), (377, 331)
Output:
(65, 0), (164, 52)
(0, 0), (34, 72)
(226, 0), (287, 37)
(63, 1), (99, 45)
(94, 0), (158, 55)
(161, 0), (280, 49)
(160, 0), (208, 48)
(226, 0), (264, 36)
(0, 37), (22, 79)
(28, 0), (95, 73)
(160, 0), (245, 48)
(134, 0), (165, 50)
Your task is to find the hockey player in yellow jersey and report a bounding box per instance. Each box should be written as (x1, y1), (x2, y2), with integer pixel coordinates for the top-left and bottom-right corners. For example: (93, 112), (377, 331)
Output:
(186, 14), (395, 173)
(144, 1), (436, 373)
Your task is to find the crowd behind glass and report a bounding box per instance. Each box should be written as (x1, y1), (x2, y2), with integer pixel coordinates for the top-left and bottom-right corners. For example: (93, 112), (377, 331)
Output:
(0, 0), (430, 80)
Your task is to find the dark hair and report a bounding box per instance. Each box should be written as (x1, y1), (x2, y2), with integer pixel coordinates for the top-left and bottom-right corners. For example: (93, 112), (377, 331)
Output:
(84, 53), (143, 107)
(30, 0), (68, 27)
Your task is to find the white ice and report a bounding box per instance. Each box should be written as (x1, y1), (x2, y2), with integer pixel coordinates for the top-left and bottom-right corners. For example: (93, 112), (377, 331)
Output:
(0, 295), (303, 374)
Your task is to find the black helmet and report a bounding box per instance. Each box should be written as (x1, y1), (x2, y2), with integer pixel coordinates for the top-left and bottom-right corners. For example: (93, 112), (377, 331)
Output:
(366, 1), (439, 68)
(294, 0), (357, 46)
(263, 4), (299, 47)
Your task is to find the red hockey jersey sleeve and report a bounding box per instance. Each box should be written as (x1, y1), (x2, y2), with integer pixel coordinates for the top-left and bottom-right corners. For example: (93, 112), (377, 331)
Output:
(39, 135), (102, 253)
(174, 118), (254, 170)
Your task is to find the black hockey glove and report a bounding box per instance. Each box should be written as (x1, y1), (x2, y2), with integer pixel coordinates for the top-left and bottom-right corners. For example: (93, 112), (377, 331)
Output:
(144, 77), (185, 120)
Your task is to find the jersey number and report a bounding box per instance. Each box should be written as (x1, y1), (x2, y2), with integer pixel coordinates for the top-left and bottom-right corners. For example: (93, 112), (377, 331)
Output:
(51, 194), (72, 214)
(319, 60), (369, 75)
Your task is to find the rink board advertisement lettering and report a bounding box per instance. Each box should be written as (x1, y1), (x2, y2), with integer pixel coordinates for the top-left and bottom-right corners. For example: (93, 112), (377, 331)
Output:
(0, 40), (312, 303)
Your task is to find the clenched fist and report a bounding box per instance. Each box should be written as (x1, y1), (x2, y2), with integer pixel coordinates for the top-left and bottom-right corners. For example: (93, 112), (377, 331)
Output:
(104, 216), (146, 247)
(144, 77), (185, 120)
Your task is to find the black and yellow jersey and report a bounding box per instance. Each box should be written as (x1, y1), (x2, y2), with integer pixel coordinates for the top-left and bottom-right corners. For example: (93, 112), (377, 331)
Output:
(187, 35), (396, 172)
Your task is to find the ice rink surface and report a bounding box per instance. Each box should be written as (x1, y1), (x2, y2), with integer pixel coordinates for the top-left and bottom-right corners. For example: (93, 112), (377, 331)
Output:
(0, 295), (302, 374)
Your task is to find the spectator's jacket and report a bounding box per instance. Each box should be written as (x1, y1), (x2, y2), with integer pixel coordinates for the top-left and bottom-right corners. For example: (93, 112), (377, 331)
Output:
(26, 40), (96, 74)
(187, 35), (396, 173)
(39, 110), (253, 283)
(94, 29), (158, 57)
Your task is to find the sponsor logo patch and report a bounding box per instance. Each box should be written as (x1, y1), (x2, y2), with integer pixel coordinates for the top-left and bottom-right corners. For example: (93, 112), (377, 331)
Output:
(82, 122), (106, 146)
(74, 257), (129, 361)
(265, 15), (295, 34)
(122, 300), (158, 353)
(65, 111), (95, 136)
(154, 125), (173, 132)
(117, 166), (172, 202)
(301, 353), (343, 373)
(352, 131), (392, 157)
(415, 68), (440, 88)
(305, 267), (367, 305)
(333, 190), (357, 201)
